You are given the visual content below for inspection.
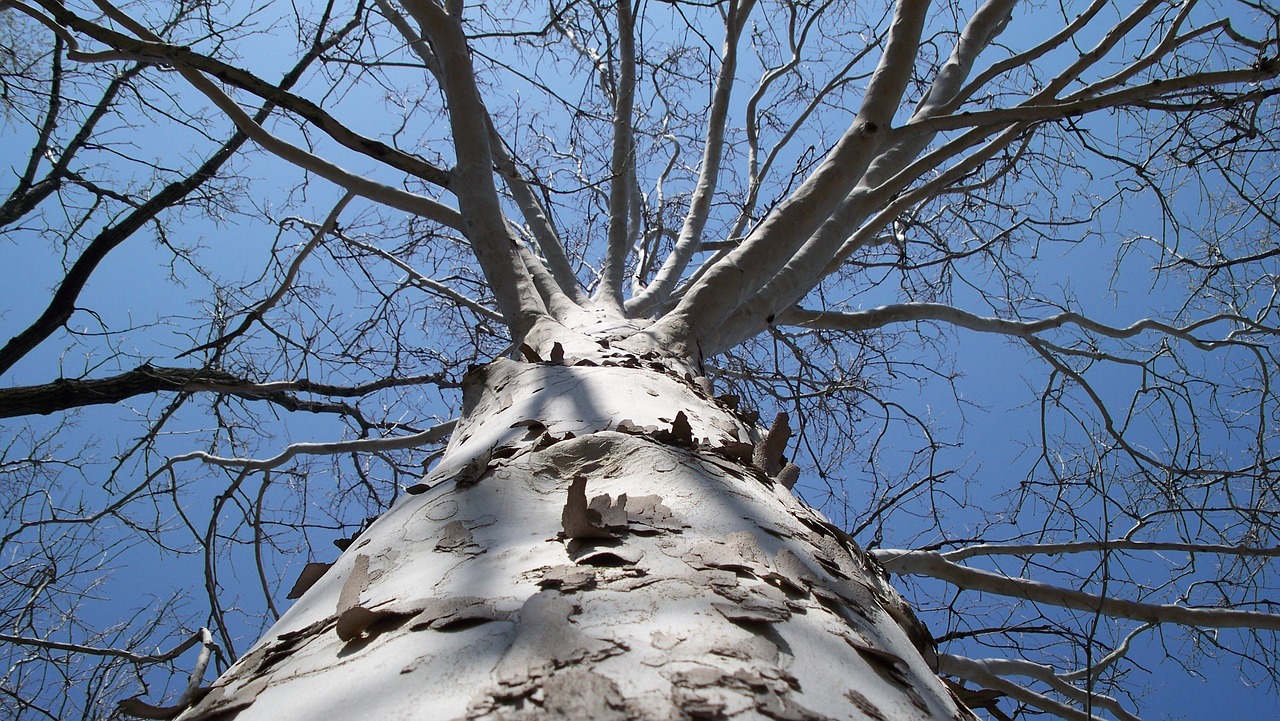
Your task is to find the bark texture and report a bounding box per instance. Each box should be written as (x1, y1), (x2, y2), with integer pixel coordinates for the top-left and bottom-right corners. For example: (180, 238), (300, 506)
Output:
(176, 338), (972, 721)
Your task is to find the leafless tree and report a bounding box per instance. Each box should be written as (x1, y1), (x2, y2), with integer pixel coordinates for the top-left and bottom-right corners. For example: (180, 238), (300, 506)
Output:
(2, 0), (1280, 719)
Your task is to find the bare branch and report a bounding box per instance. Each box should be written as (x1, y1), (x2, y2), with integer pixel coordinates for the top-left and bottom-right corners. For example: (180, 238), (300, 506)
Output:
(183, 193), (355, 358)
(42, 20), (452, 188)
(877, 548), (1280, 631)
(710, 1), (1023, 351)
(905, 66), (1280, 137)
(399, 0), (548, 333)
(374, 0), (584, 303)
(160, 419), (457, 473)
(626, 0), (755, 315)
(0, 628), (215, 666)
(115, 628), (216, 720)
(0, 9), (361, 377)
(779, 303), (1275, 349)
(654, 0), (931, 352)
(596, 0), (637, 312)
(342, 236), (506, 323)
(939, 653), (1134, 721)
(0, 365), (457, 419)
(928, 540), (1280, 563)
(34, 0), (467, 229)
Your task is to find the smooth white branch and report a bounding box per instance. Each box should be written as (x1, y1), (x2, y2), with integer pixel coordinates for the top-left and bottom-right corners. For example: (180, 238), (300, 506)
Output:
(161, 420), (457, 473)
(597, 0), (638, 312)
(626, 0), (755, 315)
(781, 303), (1274, 350)
(653, 0), (930, 352)
(927, 539), (1280, 563)
(398, 0), (548, 333)
(875, 548), (1280, 631)
(939, 653), (1140, 721)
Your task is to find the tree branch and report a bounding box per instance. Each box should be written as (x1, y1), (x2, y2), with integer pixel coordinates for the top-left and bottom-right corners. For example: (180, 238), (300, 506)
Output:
(374, 0), (583, 305)
(33, 0), (467, 229)
(903, 65), (1280, 137)
(928, 539), (1280, 563)
(399, 0), (548, 334)
(779, 303), (1274, 350)
(342, 236), (506, 323)
(652, 0), (929, 353)
(0, 9), (362, 377)
(182, 193), (355, 358)
(160, 420), (457, 473)
(875, 548), (1280, 631)
(708, 0), (1020, 351)
(626, 0), (755, 316)
(36, 18), (452, 189)
(596, 0), (637, 312)
(938, 653), (1134, 721)
(0, 364), (457, 419)
(0, 627), (215, 666)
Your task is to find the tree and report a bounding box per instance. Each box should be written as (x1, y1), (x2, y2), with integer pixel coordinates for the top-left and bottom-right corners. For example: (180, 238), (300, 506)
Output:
(2, 0), (1279, 718)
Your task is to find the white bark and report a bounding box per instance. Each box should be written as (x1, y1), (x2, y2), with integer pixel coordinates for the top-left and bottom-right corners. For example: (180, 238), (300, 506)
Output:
(710, 0), (1016, 347)
(936, 654), (1142, 721)
(651, 1), (930, 353)
(626, 0), (754, 316)
(176, 346), (973, 721)
(597, 0), (639, 312)
(874, 549), (1280, 631)
(400, 0), (549, 333)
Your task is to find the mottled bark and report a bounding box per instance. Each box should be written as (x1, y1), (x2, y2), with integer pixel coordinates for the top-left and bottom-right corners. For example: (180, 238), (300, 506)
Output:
(175, 338), (972, 721)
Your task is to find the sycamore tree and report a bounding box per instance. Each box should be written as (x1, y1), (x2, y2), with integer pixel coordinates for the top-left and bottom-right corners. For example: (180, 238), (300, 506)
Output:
(2, 0), (1280, 719)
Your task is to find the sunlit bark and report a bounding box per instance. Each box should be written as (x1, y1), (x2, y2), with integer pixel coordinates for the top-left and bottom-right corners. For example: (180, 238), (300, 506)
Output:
(176, 345), (968, 721)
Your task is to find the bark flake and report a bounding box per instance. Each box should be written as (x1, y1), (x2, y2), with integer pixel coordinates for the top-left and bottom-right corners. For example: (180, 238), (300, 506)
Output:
(754, 412), (792, 478)
(848, 639), (912, 689)
(518, 343), (542, 362)
(470, 592), (629, 719)
(436, 520), (482, 554)
(336, 554), (371, 615)
(285, 562), (333, 600)
(337, 595), (507, 643)
(624, 493), (684, 533)
(561, 475), (622, 542)
(776, 464), (800, 490)
(572, 546), (645, 567)
(536, 564), (597, 592)
(407, 596), (507, 632)
(682, 531), (769, 575)
(178, 677), (268, 721)
(763, 549), (821, 597)
(335, 605), (402, 643)
(652, 410), (696, 447)
(844, 690), (889, 721)
(711, 598), (791, 625)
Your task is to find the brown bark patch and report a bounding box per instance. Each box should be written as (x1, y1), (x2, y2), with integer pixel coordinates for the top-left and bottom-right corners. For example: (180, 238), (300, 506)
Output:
(286, 562), (332, 600)
(561, 475), (622, 541)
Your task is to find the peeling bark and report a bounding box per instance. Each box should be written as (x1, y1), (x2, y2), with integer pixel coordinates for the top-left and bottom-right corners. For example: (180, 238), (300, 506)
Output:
(179, 344), (967, 721)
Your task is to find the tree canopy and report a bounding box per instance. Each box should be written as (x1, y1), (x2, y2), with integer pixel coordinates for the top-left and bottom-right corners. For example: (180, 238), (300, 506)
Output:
(3, 0), (1280, 719)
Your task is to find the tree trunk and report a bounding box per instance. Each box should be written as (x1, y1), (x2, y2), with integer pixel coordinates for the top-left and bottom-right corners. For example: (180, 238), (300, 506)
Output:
(176, 339), (974, 721)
